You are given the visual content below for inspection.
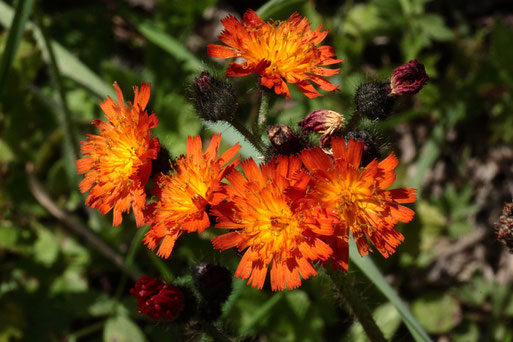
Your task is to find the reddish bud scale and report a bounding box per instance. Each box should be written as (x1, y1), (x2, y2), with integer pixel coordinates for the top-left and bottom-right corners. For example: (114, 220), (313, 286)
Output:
(130, 276), (185, 321)
(390, 60), (429, 96)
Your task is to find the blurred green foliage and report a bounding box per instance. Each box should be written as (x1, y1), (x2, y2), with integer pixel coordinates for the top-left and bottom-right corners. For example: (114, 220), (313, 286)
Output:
(1, 0), (513, 341)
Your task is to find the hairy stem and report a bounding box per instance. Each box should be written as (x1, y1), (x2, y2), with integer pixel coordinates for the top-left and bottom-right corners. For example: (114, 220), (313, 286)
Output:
(257, 87), (270, 128)
(328, 270), (387, 342)
(229, 118), (266, 155)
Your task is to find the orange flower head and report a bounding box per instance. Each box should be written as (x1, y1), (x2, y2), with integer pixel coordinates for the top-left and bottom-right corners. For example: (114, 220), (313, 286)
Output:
(144, 134), (240, 259)
(212, 155), (334, 291)
(300, 138), (416, 271)
(76, 82), (160, 227)
(208, 9), (343, 99)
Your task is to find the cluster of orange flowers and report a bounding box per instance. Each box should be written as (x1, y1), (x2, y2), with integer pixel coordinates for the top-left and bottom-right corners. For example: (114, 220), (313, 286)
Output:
(76, 10), (416, 291)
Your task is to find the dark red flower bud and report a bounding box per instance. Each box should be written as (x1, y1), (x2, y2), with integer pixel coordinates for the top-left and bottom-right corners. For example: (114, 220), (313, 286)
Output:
(495, 202), (513, 253)
(267, 124), (309, 156)
(193, 263), (232, 304)
(299, 110), (345, 135)
(390, 60), (429, 96)
(193, 71), (237, 122)
(130, 276), (185, 321)
(354, 82), (396, 120)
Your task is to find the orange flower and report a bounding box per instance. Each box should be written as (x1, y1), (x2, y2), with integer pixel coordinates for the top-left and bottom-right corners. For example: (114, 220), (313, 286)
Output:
(300, 138), (416, 271)
(144, 134), (240, 259)
(212, 156), (333, 291)
(208, 9), (343, 99)
(76, 83), (160, 227)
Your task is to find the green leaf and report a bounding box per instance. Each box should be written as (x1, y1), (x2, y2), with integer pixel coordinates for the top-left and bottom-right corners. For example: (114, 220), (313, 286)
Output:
(343, 4), (387, 37)
(0, 225), (19, 248)
(417, 15), (454, 41)
(34, 227), (59, 266)
(491, 22), (513, 85)
(256, 0), (307, 20)
(239, 292), (284, 335)
(285, 290), (310, 320)
(412, 292), (462, 334)
(137, 21), (205, 73)
(104, 315), (146, 342)
(0, 0), (35, 96)
(452, 322), (479, 342)
(350, 241), (433, 342)
(50, 269), (88, 294)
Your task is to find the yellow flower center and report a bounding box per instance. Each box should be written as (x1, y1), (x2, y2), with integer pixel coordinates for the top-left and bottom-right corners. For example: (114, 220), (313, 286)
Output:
(245, 22), (316, 80)
(241, 191), (304, 263)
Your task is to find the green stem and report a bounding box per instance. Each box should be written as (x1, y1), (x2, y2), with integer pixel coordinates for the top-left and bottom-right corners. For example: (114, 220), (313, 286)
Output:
(67, 321), (105, 342)
(257, 87), (270, 128)
(328, 270), (387, 342)
(229, 118), (266, 155)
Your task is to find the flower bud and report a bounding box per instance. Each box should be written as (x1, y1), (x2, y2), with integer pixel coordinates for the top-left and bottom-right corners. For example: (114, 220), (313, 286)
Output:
(345, 130), (382, 166)
(495, 202), (513, 253)
(193, 263), (232, 305)
(390, 60), (429, 96)
(193, 71), (237, 122)
(299, 110), (345, 136)
(354, 82), (396, 120)
(267, 124), (309, 156)
(130, 276), (185, 321)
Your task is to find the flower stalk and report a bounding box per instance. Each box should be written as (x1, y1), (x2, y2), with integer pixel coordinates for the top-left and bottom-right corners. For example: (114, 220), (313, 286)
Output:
(228, 117), (266, 154)
(328, 270), (387, 342)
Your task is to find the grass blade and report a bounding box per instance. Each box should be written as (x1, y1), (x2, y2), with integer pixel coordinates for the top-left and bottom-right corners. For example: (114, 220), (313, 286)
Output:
(0, 1), (114, 99)
(257, 0), (307, 19)
(0, 0), (35, 96)
(349, 241), (432, 342)
(137, 21), (207, 73)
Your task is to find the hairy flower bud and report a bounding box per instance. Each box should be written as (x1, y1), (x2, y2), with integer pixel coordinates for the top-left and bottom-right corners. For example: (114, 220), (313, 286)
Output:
(390, 60), (429, 96)
(495, 202), (513, 253)
(193, 71), (237, 122)
(267, 124), (309, 156)
(345, 130), (382, 166)
(354, 82), (396, 120)
(193, 263), (232, 304)
(130, 276), (185, 321)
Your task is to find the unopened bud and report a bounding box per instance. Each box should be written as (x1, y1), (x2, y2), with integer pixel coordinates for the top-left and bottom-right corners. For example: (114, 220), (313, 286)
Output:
(130, 276), (185, 321)
(267, 124), (309, 156)
(193, 263), (232, 304)
(193, 71), (237, 122)
(299, 110), (345, 135)
(345, 130), (382, 166)
(495, 202), (513, 253)
(390, 60), (429, 96)
(354, 82), (396, 120)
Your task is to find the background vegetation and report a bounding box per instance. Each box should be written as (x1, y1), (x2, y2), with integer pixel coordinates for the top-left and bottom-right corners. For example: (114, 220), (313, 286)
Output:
(1, 0), (512, 341)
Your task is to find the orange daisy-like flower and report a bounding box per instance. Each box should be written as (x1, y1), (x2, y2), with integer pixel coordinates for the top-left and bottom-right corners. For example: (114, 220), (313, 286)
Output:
(212, 156), (333, 291)
(300, 138), (416, 271)
(76, 82), (160, 227)
(144, 134), (240, 259)
(208, 9), (343, 99)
